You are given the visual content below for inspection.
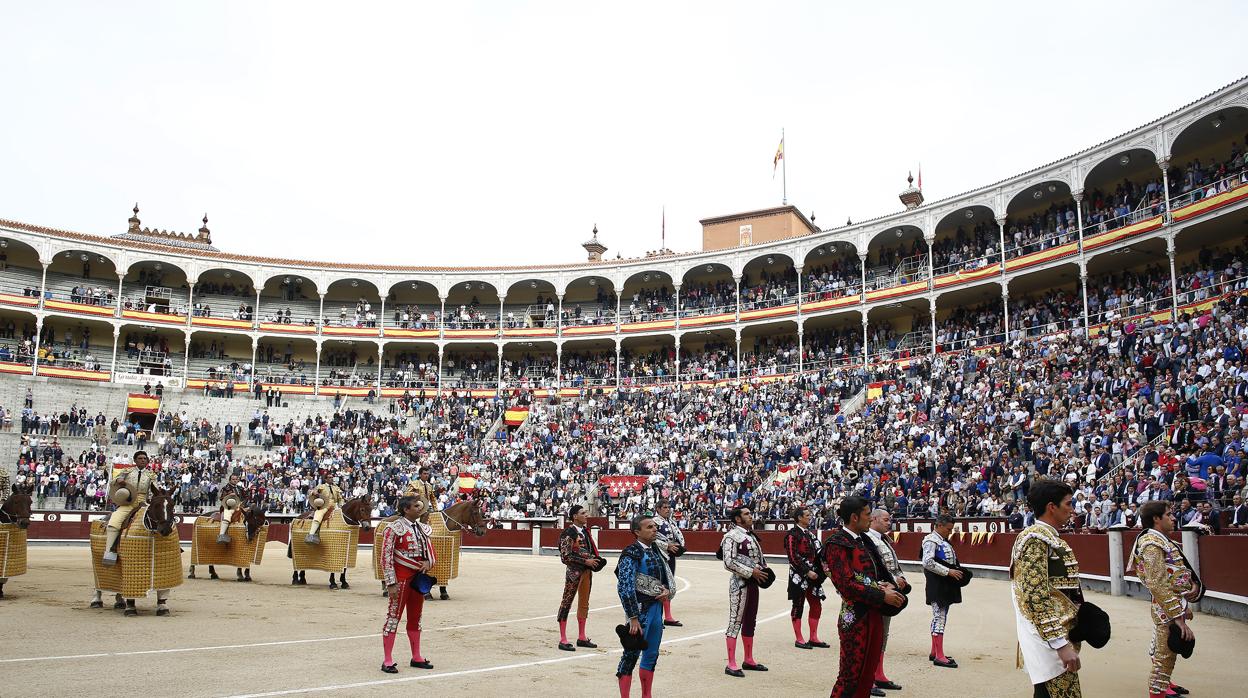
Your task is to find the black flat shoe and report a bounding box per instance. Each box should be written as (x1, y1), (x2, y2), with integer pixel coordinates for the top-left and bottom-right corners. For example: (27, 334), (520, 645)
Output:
(1169, 686), (1189, 696)
(932, 657), (958, 668)
(380, 663), (398, 674)
(794, 641), (812, 649)
(871, 689), (887, 697)
(664, 619), (683, 627)
(807, 640), (830, 648)
(409, 659), (433, 669)
(724, 667), (745, 678)
(576, 639), (597, 648)
(742, 662), (768, 671)
(558, 642), (575, 652)
(875, 680), (903, 690)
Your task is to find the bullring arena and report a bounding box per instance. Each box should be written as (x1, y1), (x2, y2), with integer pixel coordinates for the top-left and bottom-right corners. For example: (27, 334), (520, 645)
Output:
(0, 541), (1244, 697)
(4, 16), (1248, 698)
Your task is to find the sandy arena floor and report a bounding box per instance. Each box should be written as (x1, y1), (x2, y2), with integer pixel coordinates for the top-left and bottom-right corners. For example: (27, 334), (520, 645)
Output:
(1, 544), (1243, 697)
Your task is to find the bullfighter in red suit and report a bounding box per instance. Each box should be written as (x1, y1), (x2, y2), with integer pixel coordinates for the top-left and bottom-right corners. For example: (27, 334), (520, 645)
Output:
(379, 495), (437, 674)
(784, 505), (829, 649)
(823, 495), (907, 698)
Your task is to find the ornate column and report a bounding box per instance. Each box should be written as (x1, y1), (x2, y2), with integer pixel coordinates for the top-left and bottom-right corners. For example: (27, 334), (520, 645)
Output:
(37, 260), (49, 310)
(115, 272), (125, 318)
(859, 252), (868, 301)
(924, 232), (935, 289)
(250, 336), (259, 387)
(556, 293), (564, 336)
(31, 317), (43, 376)
(498, 294), (506, 337)
(1080, 263), (1091, 338)
(1158, 156), (1173, 223)
(555, 343), (562, 391)
(995, 214), (1008, 269)
(673, 283), (682, 330)
(1001, 287), (1011, 344)
(313, 342), (322, 396)
(110, 326), (121, 378)
(1167, 235), (1179, 321)
(253, 287), (262, 329)
(370, 344), (381, 397)
(861, 315), (869, 368)
(797, 324), (804, 373)
(378, 296), (385, 337)
(1073, 188), (1086, 253)
(436, 344), (444, 397)
(185, 280), (196, 326)
(615, 338), (622, 390)
(674, 335), (681, 386)
(438, 295), (447, 339)
(317, 292), (326, 333)
(929, 296), (938, 355)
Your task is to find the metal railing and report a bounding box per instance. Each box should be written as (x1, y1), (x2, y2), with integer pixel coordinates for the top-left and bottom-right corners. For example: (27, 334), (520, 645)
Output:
(1167, 168), (1248, 211)
(1004, 227), (1078, 260)
(933, 250), (1001, 277)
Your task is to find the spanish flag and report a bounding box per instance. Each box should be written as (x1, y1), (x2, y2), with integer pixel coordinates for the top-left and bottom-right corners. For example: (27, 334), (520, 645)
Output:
(773, 136), (784, 176)
(126, 393), (160, 415)
(504, 405), (530, 426)
(457, 475), (478, 493)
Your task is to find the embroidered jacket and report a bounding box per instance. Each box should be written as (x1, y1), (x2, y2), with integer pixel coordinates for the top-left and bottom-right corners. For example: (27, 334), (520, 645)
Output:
(380, 516), (436, 587)
(1010, 522), (1081, 645)
(785, 525), (824, 596)
(721, 525), (766, 579)
(866, 528), (904, 582)
(615, 541), (672, 619)
(1129, 529), (1203, 624)
(822, 528), (888, 629)
(654, 514), (686, 563)
(559, 525), (600, 577)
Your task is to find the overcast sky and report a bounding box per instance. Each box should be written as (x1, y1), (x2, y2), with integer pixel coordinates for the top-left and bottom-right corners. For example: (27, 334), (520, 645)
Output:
(2, 1), (1245, 268)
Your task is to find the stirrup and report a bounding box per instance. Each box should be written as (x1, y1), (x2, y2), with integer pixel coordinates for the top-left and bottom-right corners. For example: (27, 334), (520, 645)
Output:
(102, 551), (119, 566)
(217, 534), (232, 544)
(305, 533), (320, 545)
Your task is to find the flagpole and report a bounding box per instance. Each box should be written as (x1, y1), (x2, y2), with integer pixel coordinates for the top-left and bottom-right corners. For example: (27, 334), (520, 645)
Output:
(781, 128), (787, 206)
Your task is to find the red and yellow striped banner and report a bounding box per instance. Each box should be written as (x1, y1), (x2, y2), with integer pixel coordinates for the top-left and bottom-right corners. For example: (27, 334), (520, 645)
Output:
(37, 365), (110, 381)
(126, 393), (161, 414)
(191, 316), (253, 330)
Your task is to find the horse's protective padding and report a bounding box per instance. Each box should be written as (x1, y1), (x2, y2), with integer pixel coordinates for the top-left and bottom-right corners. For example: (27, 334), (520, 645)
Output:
(89, 514), (184, 598)
(190, 516), (268, 567)
(0, 523), (27, 577)
(371, 514), (461, 583)
(290, 514), (359, 572)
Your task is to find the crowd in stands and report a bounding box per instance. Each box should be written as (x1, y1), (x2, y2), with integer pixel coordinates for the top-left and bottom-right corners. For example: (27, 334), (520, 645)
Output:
(4, 245), (1247, 539)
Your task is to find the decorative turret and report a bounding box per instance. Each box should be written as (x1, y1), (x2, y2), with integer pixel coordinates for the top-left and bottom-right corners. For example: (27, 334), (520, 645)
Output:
(111, 204), (219, 251)
(582, 224), (607, 262)
(198, 214), (212, 245)
(899, 171), (924, 210)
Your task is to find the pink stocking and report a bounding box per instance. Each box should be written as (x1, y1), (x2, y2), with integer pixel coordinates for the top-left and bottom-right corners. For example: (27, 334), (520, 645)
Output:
(639, 668), (654, 698)
(558, 619), (568, 644)
(382, 632), (396, 666)
(618, 672), (632, 697)
(577, 617), (588, 641)
(407, 629), (423, 662)
(743, 635), (756, 665)
(725, 636), (739, 670)
(791, 618), (805, 642)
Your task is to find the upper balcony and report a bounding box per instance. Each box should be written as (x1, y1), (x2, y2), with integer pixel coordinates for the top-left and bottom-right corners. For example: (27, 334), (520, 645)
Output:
(2, 78), (1247, 343)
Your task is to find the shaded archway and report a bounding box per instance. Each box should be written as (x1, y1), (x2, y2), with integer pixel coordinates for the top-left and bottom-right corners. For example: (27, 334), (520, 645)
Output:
(1167, 105), (1248, 210)
(866, 225), (928, 291)
(740, 253), (798, 311)
(1004, 181), (1076, 260)
(562, 275), (617, 329)
(1082, 148), (1165, 234)
(932, 206), (999, 277)
(620, 270), (675, 324)
(680, 262), (735, 319)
